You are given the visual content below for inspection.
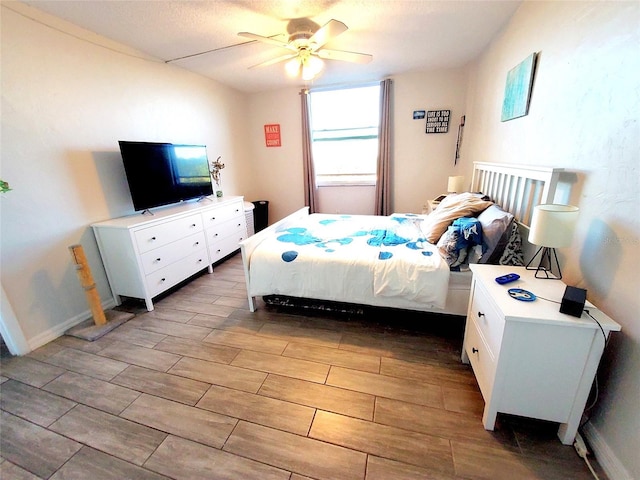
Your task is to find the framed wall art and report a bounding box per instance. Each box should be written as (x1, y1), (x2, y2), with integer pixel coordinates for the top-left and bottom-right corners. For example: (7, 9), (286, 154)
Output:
(501, 52), (537, 122)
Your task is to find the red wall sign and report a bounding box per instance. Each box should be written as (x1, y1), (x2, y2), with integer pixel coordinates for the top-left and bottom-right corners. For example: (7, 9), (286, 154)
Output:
(264, 124), (281, 147)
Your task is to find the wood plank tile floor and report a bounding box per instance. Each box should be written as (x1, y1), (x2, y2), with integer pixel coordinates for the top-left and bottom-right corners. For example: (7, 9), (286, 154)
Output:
(0, 254), (609, 480)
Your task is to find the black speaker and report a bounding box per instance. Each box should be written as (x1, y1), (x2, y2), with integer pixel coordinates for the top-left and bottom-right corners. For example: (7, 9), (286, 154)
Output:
(560, 286), (587, 317)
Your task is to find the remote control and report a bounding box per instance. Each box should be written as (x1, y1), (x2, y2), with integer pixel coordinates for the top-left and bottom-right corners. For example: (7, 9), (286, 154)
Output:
(495, 273), (520, 284)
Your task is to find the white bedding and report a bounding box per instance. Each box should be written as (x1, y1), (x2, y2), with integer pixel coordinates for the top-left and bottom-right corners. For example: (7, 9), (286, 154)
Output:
(247, 213), (450, 310)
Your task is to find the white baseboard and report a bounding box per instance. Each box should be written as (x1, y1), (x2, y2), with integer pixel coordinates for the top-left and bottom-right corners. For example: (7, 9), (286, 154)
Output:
(583, 422), (633, 480)
(27, 298), (118, 352)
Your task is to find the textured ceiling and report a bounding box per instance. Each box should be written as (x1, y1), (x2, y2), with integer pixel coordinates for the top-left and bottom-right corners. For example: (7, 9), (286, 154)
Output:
(17, 0), (522, 93)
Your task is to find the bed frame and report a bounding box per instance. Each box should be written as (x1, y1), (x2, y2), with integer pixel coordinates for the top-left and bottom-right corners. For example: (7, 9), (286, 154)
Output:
(240, 162), (563, 314)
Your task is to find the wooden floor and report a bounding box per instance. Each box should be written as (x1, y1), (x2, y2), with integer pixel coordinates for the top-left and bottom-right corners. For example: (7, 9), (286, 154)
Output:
(0, 254), (607, 480)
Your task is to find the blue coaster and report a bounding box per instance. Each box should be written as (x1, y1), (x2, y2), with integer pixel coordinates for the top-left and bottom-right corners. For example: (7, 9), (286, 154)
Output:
(508, 288), (536, 302)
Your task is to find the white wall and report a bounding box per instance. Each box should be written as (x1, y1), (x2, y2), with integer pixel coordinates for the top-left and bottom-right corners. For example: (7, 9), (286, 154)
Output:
(392, 69), (469, 214)
(1, 4), (250, 348)
(463, 2), (639, 478)
(244, 88), (305, 224)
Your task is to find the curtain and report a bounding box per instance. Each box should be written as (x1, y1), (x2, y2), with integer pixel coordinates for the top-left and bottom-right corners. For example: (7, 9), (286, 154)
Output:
(301, 89), (318, 213)
(374, 79), (392, 216)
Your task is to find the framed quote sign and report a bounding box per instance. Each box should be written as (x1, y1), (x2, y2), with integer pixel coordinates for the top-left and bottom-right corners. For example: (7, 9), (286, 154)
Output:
(425, 110), (450, 134)
(264, 124), (281, 147)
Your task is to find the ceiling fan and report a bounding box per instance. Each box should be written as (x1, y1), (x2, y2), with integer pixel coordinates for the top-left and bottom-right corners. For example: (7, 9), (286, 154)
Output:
(238, 19), (373, 81)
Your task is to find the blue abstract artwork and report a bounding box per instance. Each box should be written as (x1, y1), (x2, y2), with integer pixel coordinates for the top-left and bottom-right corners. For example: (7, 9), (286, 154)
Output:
(501, 52), (537, 122)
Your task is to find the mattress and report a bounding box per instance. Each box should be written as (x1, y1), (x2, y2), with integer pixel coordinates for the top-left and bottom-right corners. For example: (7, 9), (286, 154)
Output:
(247, 213), (451, 310)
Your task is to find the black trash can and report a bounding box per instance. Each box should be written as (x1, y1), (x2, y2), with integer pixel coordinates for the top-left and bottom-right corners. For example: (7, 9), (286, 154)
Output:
(252, 200), (269, 232)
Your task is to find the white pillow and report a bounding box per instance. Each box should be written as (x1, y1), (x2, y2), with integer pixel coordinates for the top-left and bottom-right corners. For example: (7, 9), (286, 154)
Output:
(477, 204), (514, 263)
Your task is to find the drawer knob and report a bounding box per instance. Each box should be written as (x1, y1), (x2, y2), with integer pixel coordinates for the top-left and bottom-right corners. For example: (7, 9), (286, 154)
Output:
(211, 217), (216, 220)
(160, 278), (166, 282)
(156, 258), (161, 262)
(151, 236), (157, 241)
(477, 311), (485, 318)
(191, 223), (196, 227)
(195, 241), (200, 246)
(198, 259), (203, 263)
(472, 347), (479, 354)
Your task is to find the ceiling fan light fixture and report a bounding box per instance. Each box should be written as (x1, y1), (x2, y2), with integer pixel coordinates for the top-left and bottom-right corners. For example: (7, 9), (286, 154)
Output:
(302, 55), (324, 80)
(285, 57), (301, 77)
(241, 18), (369, 80)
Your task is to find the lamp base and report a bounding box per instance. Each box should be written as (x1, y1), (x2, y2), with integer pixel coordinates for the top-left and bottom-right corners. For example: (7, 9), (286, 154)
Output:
(526, 246), (563, 280)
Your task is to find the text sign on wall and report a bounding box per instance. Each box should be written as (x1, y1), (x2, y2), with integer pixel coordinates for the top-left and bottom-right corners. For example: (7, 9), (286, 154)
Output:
(264, 124), (281, 147)
(425, 110), (450, 134)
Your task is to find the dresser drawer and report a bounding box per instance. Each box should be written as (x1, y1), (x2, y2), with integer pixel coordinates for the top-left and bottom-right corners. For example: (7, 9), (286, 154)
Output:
(209, 230), (246, 262)
(140, 232), (206, 275)
(465, 316), (497, 400)
(205, 217), (246, 244)
(145, 250), (208, 297)
(134, 214), (203, 253)
(202, 201), (243, 228)
(469, 281), (505, 356)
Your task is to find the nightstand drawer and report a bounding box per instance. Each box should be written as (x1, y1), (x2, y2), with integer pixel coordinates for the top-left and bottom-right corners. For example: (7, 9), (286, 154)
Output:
(465, 316), (497, 399)
(470, 281), (505, 355)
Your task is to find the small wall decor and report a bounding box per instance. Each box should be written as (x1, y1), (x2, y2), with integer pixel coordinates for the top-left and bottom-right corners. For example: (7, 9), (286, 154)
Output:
(413, 110), (425, 120)
(454, 115), (465, 165)
(501, 52), (537, 122)
(425, 110), (450, 133)
(264, 124), (281, 147)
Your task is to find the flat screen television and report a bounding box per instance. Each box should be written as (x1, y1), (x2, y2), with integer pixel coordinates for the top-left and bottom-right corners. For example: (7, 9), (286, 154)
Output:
(119, 141), (213, 212)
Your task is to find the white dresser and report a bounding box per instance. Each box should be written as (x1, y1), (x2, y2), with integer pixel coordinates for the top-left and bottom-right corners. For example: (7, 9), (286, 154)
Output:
(92, 196), (247, 311)
(462, 264), (621, 445)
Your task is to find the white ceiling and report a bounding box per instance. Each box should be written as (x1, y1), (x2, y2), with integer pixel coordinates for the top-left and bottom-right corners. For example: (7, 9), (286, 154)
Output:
(20, 0), (522, 93)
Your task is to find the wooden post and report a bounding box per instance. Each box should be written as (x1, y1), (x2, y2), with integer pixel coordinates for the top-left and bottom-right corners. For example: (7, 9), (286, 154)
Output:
(69, 244), (107, 326)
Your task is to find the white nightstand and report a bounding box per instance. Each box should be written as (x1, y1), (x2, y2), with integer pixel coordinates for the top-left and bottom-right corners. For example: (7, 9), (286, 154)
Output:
(423, 195), (448, 214)
(462, 264), (621, 445)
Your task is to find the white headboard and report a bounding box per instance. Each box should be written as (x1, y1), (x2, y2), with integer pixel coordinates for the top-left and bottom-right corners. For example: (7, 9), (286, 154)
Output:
(471, 162), (563, 227)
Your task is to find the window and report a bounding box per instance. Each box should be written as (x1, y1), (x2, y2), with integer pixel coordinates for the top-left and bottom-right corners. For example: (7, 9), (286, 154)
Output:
(309, 85), (380, 185)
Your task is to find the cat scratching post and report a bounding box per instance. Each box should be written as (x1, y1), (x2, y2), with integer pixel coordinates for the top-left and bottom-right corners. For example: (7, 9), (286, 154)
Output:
(65, 244), (133, 341)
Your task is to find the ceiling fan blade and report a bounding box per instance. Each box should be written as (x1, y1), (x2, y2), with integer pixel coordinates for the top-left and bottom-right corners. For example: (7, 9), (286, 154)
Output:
(317, 49), (373, 64)
(309, 19), (348, 50)
(238, 32), (295, 51)
(249, 53), (298, 69)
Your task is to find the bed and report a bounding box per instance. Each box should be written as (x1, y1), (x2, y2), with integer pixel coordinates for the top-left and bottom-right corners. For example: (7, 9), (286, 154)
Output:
(240, 162), (563, 316)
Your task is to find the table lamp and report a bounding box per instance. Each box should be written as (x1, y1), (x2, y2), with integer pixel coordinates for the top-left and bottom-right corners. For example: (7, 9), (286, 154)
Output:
(447, 176), (465, 193)
(526, 204), (579, 279)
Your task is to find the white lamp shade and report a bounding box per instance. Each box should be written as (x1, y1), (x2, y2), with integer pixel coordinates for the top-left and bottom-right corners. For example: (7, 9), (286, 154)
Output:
(302, 56), (323, 80)
(447, 176), (465, 193)
(286, 55), (324, 80)
(528, 204), (579, 248)
(285, 57), (301, 77)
